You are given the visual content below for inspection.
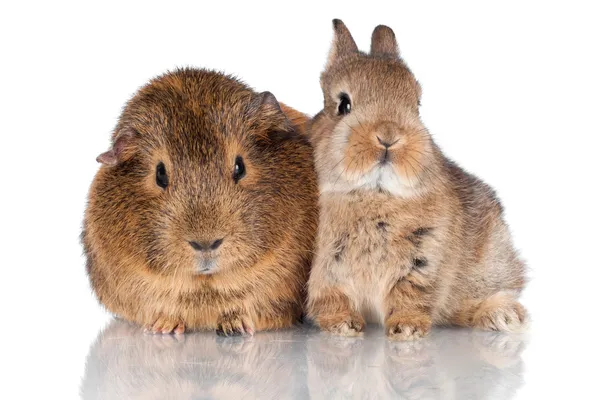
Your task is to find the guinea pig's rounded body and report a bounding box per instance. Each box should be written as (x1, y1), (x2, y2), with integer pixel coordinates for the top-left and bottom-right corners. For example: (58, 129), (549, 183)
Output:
(82, 69), (318, 335)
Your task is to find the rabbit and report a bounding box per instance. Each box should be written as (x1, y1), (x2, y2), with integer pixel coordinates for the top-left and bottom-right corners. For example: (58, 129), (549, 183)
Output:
(306, 20), (528, 340)
(82, 68), (319, 335)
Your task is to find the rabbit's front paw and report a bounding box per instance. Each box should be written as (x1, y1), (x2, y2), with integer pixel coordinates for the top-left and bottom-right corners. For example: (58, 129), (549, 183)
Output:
(320, 313), (365, 337)
(386, 314), (431, 341)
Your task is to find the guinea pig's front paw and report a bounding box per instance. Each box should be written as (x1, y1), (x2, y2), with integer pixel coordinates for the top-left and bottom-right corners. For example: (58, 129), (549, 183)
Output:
(216, 312), (255, 337)
(386, 315), (432, 341)
(143, 315), (185, 335)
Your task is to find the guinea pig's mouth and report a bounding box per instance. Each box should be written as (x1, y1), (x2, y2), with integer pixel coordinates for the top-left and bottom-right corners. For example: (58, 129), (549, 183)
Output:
(194, 258), (218, 275)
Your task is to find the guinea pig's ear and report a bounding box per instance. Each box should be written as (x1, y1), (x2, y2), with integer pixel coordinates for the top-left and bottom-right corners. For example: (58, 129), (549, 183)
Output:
(96, 128), (137, 166)
(326, 19), (358, 69)
(370, 24), (399, 58)
(247, 91), (294, 135)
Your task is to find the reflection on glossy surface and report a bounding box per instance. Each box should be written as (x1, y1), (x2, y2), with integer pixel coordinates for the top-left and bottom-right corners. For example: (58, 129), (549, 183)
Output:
(81, 320), (526, 399)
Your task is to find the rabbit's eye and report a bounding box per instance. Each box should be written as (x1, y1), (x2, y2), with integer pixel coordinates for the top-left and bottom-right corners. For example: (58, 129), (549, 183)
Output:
(156, 162), (168, 189)
(233, 156), (246, 183)
(338, 93), (351, 115)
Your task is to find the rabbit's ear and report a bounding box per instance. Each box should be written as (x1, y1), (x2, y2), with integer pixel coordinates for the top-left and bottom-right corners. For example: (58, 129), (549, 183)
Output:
(370, 25), (399, 58)
(96, 128), (136, 166)
(326, 19), (358, 69)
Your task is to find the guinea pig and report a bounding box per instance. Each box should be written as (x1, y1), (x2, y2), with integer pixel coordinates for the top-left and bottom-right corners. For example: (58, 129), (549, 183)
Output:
(306, 20), (527, 340)
(82, 68), (318, 335)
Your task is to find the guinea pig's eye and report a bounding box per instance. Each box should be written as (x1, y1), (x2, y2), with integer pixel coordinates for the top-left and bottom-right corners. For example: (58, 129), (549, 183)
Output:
(337, 93), (351, 116)
(233, 156), (246, 183)
(156, 162), (169, 189)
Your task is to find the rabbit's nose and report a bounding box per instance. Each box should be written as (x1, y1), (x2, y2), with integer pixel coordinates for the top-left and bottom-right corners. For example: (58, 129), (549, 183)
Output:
(374, 122), (402, 148)
(377, 136), (393, 148)
(377, 136), (400, 149)
(189, 238), (224, 252)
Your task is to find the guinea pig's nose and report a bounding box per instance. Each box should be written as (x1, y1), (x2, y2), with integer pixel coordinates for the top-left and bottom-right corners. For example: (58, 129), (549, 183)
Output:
(189, 238), (224, 252)
(210, 238), (224, 250)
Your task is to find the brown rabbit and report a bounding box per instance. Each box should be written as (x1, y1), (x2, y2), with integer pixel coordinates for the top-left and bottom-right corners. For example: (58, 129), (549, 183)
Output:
(82, 68), (318, 335)
(306, 20), (527, 340)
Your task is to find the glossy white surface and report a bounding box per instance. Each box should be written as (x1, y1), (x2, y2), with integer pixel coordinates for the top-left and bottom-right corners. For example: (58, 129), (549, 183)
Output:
(2, 1), (599, 399)
(82, 320), (526, 400)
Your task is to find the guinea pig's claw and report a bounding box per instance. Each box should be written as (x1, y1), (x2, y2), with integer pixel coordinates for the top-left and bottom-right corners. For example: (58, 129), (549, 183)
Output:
(216, 315), (254, 337)
(143, 317), (185, 335)
(173, 323), (185, 335)
(216, 326), (242, 337)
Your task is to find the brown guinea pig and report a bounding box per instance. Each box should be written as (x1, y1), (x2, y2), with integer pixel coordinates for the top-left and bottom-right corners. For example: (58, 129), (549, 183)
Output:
(82, 68), (318, 335)
(306, 20), (527, 340)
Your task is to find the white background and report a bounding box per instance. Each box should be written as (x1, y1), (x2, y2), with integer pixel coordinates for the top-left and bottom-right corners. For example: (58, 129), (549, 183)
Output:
(1, 1), (599, 398)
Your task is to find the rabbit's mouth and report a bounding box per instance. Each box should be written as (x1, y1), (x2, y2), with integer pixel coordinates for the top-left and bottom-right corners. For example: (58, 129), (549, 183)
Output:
(369, 164), (402, 190)
(351, 163), (422, 198)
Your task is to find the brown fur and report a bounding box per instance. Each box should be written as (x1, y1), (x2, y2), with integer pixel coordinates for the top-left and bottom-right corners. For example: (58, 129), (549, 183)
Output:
(306, 20), (527, 340)
(280, 103), (309, 135)
(82, 68), (318, 335)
